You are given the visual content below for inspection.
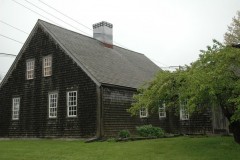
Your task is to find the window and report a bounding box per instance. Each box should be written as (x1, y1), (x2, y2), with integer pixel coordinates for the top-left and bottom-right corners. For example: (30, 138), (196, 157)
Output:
(67, 91), (77, 117)
(49, 92), (58, 118)
(43, 55), (52, 77)
(26, 60), (35, 79)
(12, 97), (20, 120)
(159, 103), (166, 118)
(180, 100), (189, 120)
(140, 107), (148, 118)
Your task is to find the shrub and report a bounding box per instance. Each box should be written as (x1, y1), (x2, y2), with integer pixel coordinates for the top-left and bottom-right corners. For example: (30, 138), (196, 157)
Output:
(107, 137), (116, 142)
(118, 130), (130, 138)
(136, 125), (164, 138)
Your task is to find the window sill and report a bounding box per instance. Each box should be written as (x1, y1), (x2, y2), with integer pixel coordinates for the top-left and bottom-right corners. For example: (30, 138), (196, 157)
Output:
(67, 116), (77, 118)
(159, 116), (166, 119)
(48, 117), (57, 119)
(43, 75), (52, 77)
(140, 116), (148, 119)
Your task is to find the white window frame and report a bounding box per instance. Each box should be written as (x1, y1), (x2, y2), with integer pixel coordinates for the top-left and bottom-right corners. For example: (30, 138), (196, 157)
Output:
(26, 59), (35, 80)
(67, 91), (77, 117)
(159, 103), (166, 118)
(43, 55), (52, 77)
(180, 100), (189, 120)
(140, 107), (148, 118)
(12, 97), (20, 120)
(48, 92), (58, 118)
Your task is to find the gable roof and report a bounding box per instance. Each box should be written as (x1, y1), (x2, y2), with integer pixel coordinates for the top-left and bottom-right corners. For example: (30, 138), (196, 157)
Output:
(1, 20), (160, 89)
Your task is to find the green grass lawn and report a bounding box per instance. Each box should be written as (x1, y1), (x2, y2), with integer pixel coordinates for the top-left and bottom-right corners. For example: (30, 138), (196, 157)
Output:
(0, 136), (239, 160)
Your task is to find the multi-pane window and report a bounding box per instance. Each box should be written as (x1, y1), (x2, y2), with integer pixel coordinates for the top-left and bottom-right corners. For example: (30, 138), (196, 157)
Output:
(49, 93), (58, 118)
(159, 103), (166, 118)
(180, 100), (189, 120)
(67, 91), (77, 117)
(140, 107), (148, 118)
(43, 55), (52, 77)
(12, 97), (20, 120)
(26, 60), (35, 80)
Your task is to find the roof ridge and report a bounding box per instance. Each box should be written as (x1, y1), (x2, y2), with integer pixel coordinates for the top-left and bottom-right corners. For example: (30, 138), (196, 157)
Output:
(37, 19), (144, 56)
(38, 19), (94, 40)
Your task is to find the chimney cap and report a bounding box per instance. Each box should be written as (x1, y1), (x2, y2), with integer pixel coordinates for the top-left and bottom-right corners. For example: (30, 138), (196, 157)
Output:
(93, 21), (113, 29)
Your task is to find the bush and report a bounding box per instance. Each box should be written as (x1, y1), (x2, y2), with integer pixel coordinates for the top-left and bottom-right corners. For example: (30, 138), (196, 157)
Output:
(118, 130), (130, 138)
(107, 137), (116, 142)
(136, 125), (164, 138)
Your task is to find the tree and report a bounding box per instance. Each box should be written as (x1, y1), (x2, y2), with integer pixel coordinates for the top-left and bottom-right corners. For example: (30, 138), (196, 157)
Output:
(128, 40), (240, 144)
(224, 11), (240, 45)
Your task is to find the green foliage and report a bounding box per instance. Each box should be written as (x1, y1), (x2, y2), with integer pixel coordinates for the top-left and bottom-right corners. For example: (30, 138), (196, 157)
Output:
(118, 130), (130, 138)
(107, 137), (116, 142)
(136, 125), (165, 138)
(224, 11), (240, 45)
(128, 70), (183, 115)
(192, 41), (240, 123)
(129, 40), (240, 124)
(128, 12), (240, 142)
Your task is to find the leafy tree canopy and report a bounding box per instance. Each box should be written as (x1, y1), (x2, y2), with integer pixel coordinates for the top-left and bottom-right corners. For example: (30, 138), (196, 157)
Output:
(224, 11), (240, 45)
(129, 10), (240, 143)
(128, 40), (240, 143)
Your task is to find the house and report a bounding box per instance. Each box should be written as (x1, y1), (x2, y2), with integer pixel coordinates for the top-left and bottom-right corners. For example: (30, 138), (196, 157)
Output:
(0, 20), (227, 138)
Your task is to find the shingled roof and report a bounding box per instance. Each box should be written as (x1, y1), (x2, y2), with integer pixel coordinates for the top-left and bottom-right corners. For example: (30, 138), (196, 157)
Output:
(1, 20), (160, 89)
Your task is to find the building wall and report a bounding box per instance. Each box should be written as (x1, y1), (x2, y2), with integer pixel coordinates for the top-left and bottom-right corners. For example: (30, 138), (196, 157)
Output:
(102, 86), (213, 137)
(180, 109), (213, 134)
(166, 106), (213, 134)
(0, 26), (97, 138)
(102, 86), (168, 136)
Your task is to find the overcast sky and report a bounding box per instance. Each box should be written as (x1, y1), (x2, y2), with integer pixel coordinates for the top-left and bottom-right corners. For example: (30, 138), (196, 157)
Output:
(0, 0), (240, 76)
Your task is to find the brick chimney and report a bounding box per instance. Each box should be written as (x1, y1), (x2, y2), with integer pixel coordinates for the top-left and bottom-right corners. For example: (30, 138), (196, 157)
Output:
(93, 21), (113, 48)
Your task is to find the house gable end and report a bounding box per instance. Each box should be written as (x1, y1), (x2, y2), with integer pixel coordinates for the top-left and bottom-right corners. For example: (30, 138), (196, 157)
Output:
(0, 20), (101, 89)
(0, 24), (98, 137)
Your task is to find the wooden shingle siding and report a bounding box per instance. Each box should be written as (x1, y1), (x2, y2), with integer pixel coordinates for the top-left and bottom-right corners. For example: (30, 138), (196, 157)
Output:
(179, 108), (213, 134)
(0, 27), (97, 138)
(101, 86), (214, 137)
(102, 86), (166, 136)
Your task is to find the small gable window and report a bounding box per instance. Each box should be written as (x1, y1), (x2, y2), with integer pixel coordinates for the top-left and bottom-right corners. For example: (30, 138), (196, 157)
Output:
(180, 100), (189, 120)
(159, 103), (166, 118)
(12, 97), (20, 120)
(43, 55), (52, 77)
(140, 107), (148, 118)
(49, 92), (58, 118)
(67, 91), (77, 117)
(26, 59), (35, 80)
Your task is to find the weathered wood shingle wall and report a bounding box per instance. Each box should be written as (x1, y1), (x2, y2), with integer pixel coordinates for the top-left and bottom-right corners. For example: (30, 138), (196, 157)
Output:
(102, 86), (167, 136)
(0, 26), (97, 138)
(102, 86), (213, 136)
(180, 109), (213, 134)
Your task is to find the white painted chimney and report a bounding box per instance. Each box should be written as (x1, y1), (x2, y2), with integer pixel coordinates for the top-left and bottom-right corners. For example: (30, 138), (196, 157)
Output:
(93, 21), (113, 48)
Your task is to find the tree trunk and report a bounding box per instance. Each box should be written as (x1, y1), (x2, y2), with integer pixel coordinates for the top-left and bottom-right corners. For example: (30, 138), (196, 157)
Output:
(229, 121), (240, 144)
(219, 101), (240, 144)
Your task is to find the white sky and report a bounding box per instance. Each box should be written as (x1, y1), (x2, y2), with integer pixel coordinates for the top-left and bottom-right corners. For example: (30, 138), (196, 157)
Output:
(0, 0), (240, 76)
